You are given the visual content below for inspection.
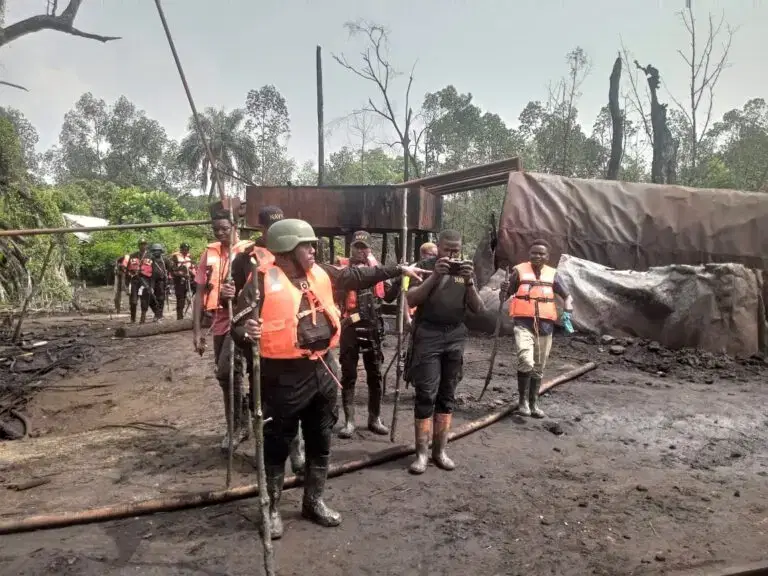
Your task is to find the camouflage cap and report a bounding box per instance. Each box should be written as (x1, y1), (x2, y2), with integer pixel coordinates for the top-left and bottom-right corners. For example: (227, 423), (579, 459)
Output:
(352, 230), (372, 248)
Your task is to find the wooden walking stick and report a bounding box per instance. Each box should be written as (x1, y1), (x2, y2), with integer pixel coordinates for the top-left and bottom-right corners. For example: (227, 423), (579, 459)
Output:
(153, 0), (236, 488)
(246, 255), (276, 575)
(478, 266), (509, 401)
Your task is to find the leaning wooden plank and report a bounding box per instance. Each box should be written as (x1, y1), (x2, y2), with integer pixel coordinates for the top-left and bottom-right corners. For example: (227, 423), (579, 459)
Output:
(114, 318), (193, 338)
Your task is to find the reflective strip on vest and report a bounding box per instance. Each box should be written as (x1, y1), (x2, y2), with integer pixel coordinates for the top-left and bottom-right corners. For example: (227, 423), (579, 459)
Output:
(339, 256), (385, 314)
(203, 240), (273, 311)
(259, 262), (341, 360)
(509, 262), (558, 321)
(139, 257), (153, 278)
(125, 253), (140, 273)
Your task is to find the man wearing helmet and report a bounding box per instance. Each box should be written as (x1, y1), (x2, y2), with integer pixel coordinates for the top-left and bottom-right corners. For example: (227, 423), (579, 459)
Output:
(230, 219), (425, 539)
(122, 238), (151, 323)
(148, 243), (171, 322)
(170, 242), (196, 320)
(230, 205), (307, 478)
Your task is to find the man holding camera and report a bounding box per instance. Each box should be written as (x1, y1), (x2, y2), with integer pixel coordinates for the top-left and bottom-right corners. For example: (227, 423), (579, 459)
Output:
(405, 229), (485, 474)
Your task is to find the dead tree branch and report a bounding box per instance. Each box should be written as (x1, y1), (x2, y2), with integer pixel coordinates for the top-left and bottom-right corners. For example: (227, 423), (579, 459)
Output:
(0, 0), (121, 49)
(0, 80), (28, 91)
(607, 54), (624, 180)
(620, 41), (653, 144)
(672, 6), (734, 174)
(332, 20), (421, 179)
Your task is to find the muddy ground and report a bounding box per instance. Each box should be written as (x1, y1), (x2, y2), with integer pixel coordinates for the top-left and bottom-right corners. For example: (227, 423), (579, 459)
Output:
(1, 290), (767, 576)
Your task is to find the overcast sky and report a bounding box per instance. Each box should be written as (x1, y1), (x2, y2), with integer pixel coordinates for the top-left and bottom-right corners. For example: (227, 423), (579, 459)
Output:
(2, 0), (766, 167)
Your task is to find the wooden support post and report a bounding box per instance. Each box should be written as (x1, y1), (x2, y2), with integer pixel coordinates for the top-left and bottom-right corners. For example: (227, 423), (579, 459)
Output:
(381, 232), (389, 264)
(329, 235), (336, 264)
(316, 46), (325, 186)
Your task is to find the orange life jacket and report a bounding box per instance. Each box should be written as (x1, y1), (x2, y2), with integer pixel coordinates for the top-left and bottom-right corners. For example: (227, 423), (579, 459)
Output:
(171, 252), (193, 277)
(509, 262), (558, 321)
(335, 256), (385, 315)
(257, 261), (341, 360)
(139, 256), (153, 278)
(202, 239), (273, 311)
(123, 253), (141, 274)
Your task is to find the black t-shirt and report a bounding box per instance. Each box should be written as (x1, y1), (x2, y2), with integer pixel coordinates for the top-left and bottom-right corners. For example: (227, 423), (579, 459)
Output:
(414, 257), (468, 326)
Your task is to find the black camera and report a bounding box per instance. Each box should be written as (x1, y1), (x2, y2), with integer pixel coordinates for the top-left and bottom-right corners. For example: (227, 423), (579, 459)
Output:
(447, 259), (471, 276)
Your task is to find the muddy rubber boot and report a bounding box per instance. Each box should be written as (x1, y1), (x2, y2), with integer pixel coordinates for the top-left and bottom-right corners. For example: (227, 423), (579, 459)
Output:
(432, 413), (456, 471)
(263, 464), (285, 539)
(367, 388), (389, 435)
(408, 418), (432, 475)
(219, 389), (249, 452)
(529, 376), (545, 418)
(301, 465), (342, 527)
(140, 310), (147, 324)
(289, 431), (305, 475)
(517, 371), (531, 416)
(338, 389), (356, 439)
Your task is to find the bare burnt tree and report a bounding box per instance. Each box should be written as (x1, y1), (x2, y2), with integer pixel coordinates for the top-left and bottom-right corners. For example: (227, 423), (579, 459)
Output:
(606, 54), (623, 180)
(634, 62), (678, 184)
(668, 6), (734, 176)
(0, 0), (120, 90)
(333, 21), (420, 180)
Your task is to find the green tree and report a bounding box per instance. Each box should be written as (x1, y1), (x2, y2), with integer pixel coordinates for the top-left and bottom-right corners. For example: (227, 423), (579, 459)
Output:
(325, 147), (403, 185)
(0, 107), (40, 173)
(103, 96), (170, 189)
(245, 85), (294, 185)
(54, 91), (109, 181)
(105, 187), (187, 224)
(708, 99), (768, 191)
(177, 107), (258, 200)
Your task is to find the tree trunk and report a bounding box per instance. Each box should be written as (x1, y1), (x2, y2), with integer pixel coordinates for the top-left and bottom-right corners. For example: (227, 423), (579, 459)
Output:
(607, 55), (624, 180)
(115, 318), (193, 338)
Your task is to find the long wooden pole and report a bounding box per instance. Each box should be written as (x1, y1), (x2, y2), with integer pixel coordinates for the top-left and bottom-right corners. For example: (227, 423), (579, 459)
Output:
(390, 186), (408, 442)
(0, 363), (597, 536)
(247, 256), (275, 574)
(0, 220), (212, 238)
(152, 0), (236, 491)
(316, 45), (325, 186)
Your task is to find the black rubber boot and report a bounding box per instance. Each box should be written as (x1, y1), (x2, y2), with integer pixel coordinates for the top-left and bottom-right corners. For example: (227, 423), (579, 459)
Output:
(140, 310), (147, 324)
(130, 305), (137, 323)
(517, 371), (531, 416)
(338, 389), (356, 439)
(301, 465), (342, 527)
(289, 430), (305, 475)
(529, 376), (545, 418)
(367, 385), (389, 435)
(264, 464), (285, 539)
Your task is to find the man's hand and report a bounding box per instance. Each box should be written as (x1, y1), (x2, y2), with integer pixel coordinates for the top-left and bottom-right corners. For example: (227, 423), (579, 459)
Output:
(245, 318), (263, 340)
(400, 264), (430, 283)
(459, 261), (475, 281)
(220, 281), (235, 299)
(193, 332), (206, 356)
(434, 257), (451, 276)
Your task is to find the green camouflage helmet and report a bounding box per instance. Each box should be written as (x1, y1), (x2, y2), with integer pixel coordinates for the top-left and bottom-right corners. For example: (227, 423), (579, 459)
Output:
(266, 219), (318, 254)
(150, 243), (164, 253)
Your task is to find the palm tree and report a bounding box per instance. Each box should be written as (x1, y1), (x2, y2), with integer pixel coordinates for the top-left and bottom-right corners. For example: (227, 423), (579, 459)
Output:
(177, 107), (258, 201)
